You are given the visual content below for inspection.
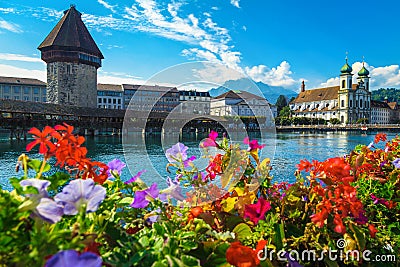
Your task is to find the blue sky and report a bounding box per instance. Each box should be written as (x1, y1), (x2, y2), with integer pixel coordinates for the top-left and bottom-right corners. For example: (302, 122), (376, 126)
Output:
(0, 0), (399, 92)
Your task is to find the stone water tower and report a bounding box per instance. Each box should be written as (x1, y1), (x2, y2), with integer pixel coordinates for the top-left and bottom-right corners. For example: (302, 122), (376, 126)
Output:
(38, 5), (103, 108)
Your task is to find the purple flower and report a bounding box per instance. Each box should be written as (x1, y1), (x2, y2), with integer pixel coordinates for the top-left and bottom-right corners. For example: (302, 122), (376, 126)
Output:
(370, 194), (389, 207)
(165, 143), (188, 162)
(20, 179), (63, 224)
(160, 176), (185, 201)
(354, 210), (368, 225)
(393, 158), (400, 169)
(45, 250), (102, 267)
(20, 179), (51, 198)
(201, 131), (218, 148)
(107, 159), (126, 178)
(54, 179), (106, 215)
(124, 170), (147, 184)
(131, 183), (160, 208)
(284, 252), (303, 267)
(193, 172), (207, 182)
(183, 156), (196, 168)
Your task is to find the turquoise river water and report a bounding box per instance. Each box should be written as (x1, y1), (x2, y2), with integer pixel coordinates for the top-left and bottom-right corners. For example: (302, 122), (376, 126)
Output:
(0, 131), (398, 191)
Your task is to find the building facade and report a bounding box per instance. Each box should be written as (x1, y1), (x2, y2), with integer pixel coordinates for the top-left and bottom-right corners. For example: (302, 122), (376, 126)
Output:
(123, 84), (180, 112)
(38, 5), (103, 108)
(210, 90), (276, 117)
(370, 99), (400, 124)
(97, 84), (123, 109)
(0, 77), (46, 102)
(290, 59), (371, 124)
(179, 90), (211, 115)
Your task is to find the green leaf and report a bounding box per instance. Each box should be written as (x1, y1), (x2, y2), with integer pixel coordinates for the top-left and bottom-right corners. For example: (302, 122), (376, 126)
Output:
(27, 159), (50, 173)
(151, 262), (168, 267)
(181, 255), (201, 266)
(351, 224), (366, 251)
(47, 172), (70, 192)
(232, 223), (252, 241)
(274, 222), (285, 250)
(118, 197), (134, 206)
(138, 236), (149, 248)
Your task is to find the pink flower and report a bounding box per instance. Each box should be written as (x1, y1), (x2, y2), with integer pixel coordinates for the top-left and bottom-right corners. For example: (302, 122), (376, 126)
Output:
(201, 131), (218, 148)
(243, 137), (265, 151)
(244, 197), (271, 224)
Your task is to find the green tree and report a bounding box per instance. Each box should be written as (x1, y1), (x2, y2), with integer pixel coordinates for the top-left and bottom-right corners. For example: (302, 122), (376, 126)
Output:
(275, 95), (288, 114)
(279, 106), (292, 117)
(329, 118), (341, 125)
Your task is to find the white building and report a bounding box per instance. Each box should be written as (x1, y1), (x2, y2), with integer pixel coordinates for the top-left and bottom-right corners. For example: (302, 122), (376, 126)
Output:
(179, 90), (211, 115)
(123, 84), (180, 112)
(370, 100), (399, 124)
(210, 90), (276, 117)
(97, 84), (123, 109)
(0, 76), (47, 102)
(290, 59), (371, 124)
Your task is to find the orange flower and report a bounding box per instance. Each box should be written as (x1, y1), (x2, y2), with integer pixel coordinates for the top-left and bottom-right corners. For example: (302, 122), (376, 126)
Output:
(374, 133), (387, 144)
(226, 242), (259, 267)
(368, 224), (378, 238)
(26, 126), (56, 156)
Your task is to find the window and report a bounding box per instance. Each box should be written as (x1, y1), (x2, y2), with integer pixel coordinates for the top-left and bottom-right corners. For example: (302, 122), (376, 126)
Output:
(113, 99), (116, 104)
(14, 96), (19, 100)
(34, 97), (39, 102)
(342, 80), (345, 88)
(98, 98), (101, 103)
(42, 97), (46, 102)
(3, 86), (10, 94)
(341, 100), (345, 107)
(108, 98), (111, 103)
(118, 99), (121, 104)
(349, 100), (352, 107)
(66, 64), (72, 74)
(24, 87), (30, 94)
(24, 96), (29, 101)
(360, 99), (363, 108)
(13, 86), (20, 94)
(33, 88), (39, 94)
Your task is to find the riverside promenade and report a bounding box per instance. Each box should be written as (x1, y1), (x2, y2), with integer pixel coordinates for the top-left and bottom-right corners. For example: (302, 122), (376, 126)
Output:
(276, 124), (400, 133)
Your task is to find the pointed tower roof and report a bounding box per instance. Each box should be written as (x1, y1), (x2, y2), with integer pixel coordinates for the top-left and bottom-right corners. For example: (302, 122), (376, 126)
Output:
(340, 56), (352, 74)
(38, 5), (103, 59)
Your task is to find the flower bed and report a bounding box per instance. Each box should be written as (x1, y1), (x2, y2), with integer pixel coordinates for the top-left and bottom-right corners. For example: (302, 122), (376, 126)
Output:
(0, 124), (399, 266)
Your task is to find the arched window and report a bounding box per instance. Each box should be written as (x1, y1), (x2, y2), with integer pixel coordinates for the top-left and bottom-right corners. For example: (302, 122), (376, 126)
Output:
(342, 80), (346, 88)
(350, 100), (352, 107)
(360, 99), (363, 108)
(341, 100), (345, 107)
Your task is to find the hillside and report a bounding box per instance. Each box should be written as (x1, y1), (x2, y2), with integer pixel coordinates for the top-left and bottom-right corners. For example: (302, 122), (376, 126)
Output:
(371, 88), (400, 102)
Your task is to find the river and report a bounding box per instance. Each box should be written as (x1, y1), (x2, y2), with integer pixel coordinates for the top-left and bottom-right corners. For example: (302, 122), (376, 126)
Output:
(0, 131), (397, 190)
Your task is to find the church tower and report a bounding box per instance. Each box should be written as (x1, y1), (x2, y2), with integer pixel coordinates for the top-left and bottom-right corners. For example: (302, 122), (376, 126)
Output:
(338, 56), (353, 123)
(357, 61), (370, 91)
(38, 5), (103, 108)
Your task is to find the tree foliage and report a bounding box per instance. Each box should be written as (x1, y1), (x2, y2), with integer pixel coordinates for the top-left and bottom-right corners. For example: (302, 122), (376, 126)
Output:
(275, 95), (288, 114)
(371, 88), (400, 102)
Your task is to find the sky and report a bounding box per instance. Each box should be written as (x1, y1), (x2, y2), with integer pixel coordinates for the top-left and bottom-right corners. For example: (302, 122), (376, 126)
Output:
(0, 0), (399, 93)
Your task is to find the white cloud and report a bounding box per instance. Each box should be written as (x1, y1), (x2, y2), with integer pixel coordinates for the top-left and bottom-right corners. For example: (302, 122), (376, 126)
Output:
(245, 61), (297, 87)
(230, 0), (240, 8)
(320, 77), (339, 88)
(0, 53), (43, 63)
(0, 8), (16, 14)
(98, 0), (116, 13)
(0, 18), (22, 33)
(320, 62), (400, 89)
(0, 63), (46, 81)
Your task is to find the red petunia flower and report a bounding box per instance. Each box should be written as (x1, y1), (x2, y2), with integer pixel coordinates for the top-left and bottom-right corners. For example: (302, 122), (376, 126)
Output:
(244, 197), (271, 224)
